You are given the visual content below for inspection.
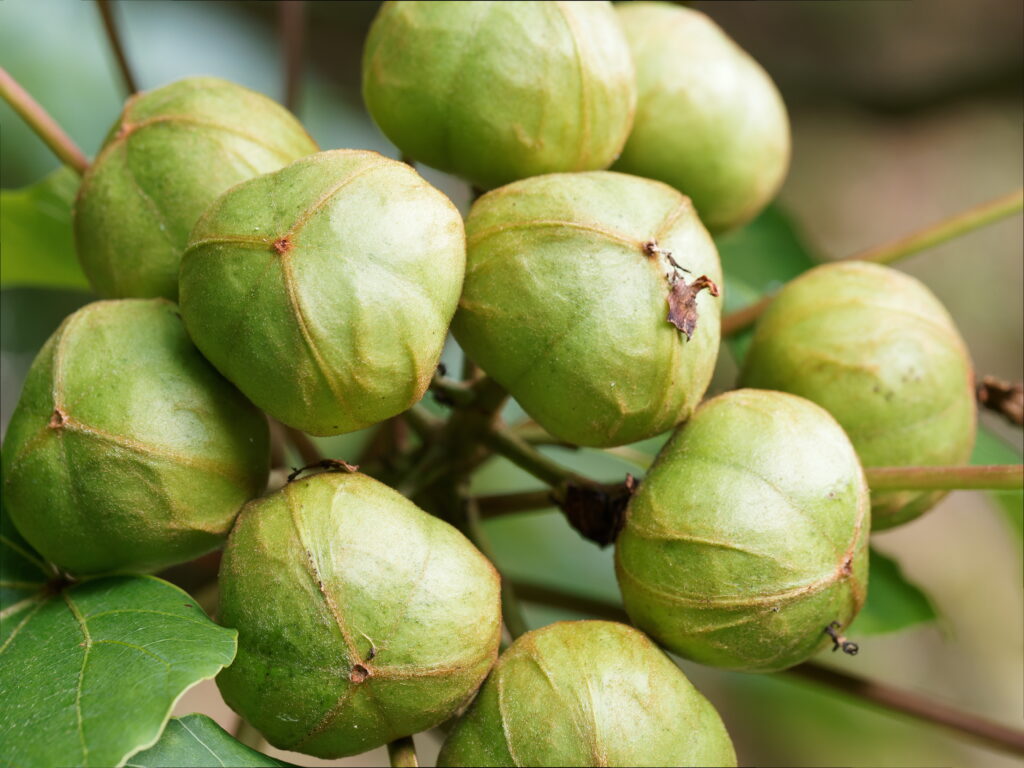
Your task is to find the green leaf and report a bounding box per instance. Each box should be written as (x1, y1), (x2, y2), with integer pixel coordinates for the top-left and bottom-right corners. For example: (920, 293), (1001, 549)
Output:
(125, 714), (291, 768)
(715, 204), (819, 366)
(0, 479), (55, 608)
(0, 558), (237, 768)
(972, 427), (1023, 545)
(852, 548), (937, 635)
(0, 167), (90, 291)
(715, 205), (819, 290)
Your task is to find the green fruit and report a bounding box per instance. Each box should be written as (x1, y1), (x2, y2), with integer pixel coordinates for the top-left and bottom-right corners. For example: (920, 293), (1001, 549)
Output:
(1, 299), (269, 575)
(362, 1), (636, 190)
(216, 471), (501, 758)
(453, 171), (722, 447)
(612, 2), (790, 233)
(616, 389), (869, 672)
(740, 261), (976, 529)
(179, 149), (465, 436)
(74, 76), (317, 300)
(437, 620), (736, 767)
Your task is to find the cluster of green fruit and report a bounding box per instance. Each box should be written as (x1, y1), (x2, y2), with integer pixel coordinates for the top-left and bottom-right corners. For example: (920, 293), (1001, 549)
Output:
(1, 2), (976, 765)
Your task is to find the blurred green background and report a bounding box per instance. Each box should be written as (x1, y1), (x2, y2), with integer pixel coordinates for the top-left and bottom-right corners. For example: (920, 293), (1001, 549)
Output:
(1, 1), (1021, 766)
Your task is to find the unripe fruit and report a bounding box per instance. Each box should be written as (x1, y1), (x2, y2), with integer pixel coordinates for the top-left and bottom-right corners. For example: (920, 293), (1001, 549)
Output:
(612, 2), (790, 233)
(616, 389), (869, 672)
(437, 620), (736, 767)
(216, 471), (501, 758)
(362, 1), (636, 190)
(740, 261), (976, 529)
(1, 299), (269, 575)
(453, 171), (722, 448)
(179, 149), (465, 436)
(74, 77), (317, 300)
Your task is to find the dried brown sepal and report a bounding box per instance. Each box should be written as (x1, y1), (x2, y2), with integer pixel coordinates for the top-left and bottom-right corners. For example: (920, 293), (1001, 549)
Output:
(667, 274), (720, 340)
(287, 458), (360, 483)
(560, 475), (636, 547)
(976, 376), (1024, 426)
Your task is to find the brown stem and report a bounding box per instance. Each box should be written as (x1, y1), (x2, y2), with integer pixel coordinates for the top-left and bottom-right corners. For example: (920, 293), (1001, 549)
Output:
(477, 489), (557, 518)
(279, 0), (305, 112)
(282, 424), (321, 465)
(976, 376), (1024, 427)
(509, 581), (1024, 757)
(721, 188), (1024, 336)
(387, 736), (418, 767)
(466, 497), (529, 640)
(482, 427), (589, 488)
(864, 464), (1023, 492)
(787, 665), (1024, 757)
(0, 67), (89, 174)
(97, 0), (138, 95)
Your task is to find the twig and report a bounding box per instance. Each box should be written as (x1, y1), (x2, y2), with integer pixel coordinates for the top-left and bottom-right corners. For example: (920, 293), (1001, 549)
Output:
(864, 464), (1023, 492)
(509, 581), (1024, 758)
(853, 188), (1023, 265)
(96, 0), (138, 95)
(482, 427), (587, 488)
(233, 718), (266, 751)
(430, 372), (477, 408)
(279, 0), (305, 112)
(387, 736), (418, 767)
(721, 188), (1024, 336)
(403, 403), (443, 439)
(976, 376), (1024, 427)
(477, 489), (557, 518)
(786, 665), (1024, 757)
(282, 424), (322, 465)
(466, 498), (529, 640)
(0, 67), (89, 174)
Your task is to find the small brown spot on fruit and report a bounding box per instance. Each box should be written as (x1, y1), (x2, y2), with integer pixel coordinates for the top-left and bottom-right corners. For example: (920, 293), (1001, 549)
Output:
(349, 664), (370, 683)
(273, 237), (292, 255)
(49, 408), (66, 429)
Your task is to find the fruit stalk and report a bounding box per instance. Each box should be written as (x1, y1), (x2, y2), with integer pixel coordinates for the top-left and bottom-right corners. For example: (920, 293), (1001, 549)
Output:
(279, 0), (305, 111)
(0, 67), (88, 174)
(96, 0), (138, 95)
(864, 464), (1023, 491)
(387, 736), (418, 768)
(465, 497), (529, 641)
(722, 187), (1024, 336)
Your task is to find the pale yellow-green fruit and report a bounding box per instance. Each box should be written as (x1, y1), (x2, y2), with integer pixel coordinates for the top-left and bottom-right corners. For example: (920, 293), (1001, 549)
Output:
(613, 2), (790, 233)
(74, 77), (317, 300)
(740, 261), (977, 529)
(438, 621), (737, 767)
(616, 389), (869, 672)
(179, 149), (465, 436)
(453, 171), (722, 448)
(217, 471), (502, 758)
(363, 1), (636, 189)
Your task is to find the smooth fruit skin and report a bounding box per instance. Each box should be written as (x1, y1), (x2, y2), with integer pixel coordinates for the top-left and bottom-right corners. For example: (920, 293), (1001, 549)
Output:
(179, 149), (465, 436)
(612, 2), (790, 233)
(452, 171), (722, 448)
(362, 1), (636, 190)
(616, 390), (869, 672)
(740, 261), (976, 529)
(437, 620), (737, 767)
(0, 299), (269, 576)
(216, 471), (501, 759)
(74, 76), (317, 300)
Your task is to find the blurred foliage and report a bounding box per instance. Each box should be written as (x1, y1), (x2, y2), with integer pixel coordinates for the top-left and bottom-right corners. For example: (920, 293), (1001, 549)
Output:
(0, 167), (87, 290)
